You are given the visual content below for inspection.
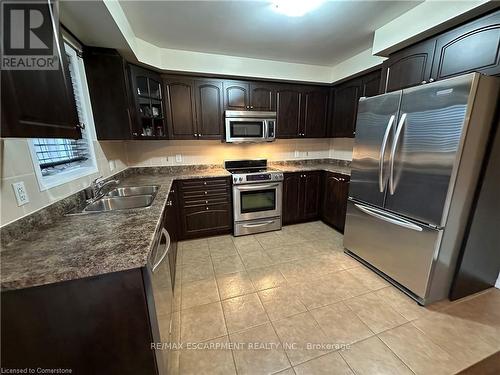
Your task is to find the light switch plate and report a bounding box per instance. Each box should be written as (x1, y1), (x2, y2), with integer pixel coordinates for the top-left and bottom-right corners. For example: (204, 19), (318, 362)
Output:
(12, 181), (29, 206)
(175, 154), (182, 163)
(108, 160), (116, 172)
(294, 150), (300, 158)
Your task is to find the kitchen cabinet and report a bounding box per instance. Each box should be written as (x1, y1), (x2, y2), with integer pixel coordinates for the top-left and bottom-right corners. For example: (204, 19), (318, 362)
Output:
(276, 85), (329, 138)
(195, 79), (224, 139)
(164, 76), (197, 139)
(177, 177), (232, 239)
(129, 64), (167, 138)
(330, 78), (362, 138)
(329, 70), (381, 138)
(302, 87), (329, 138)
(164, 76), (224, 140)
(1, 269), (160, 374)
(1, 3), (80, 139)
(381, 9), (500, 92)
(276, 86), (303, 138)
(283, 171), (322, 224)
(223, 80), (277, 111)
(250, 82), (277, 111)
(380, 38), (436, 93)
(431, 10), (500, 80)
(321, 172), (350, 232)
(84, 48), (134, 140)
(223, 80), (250, 110)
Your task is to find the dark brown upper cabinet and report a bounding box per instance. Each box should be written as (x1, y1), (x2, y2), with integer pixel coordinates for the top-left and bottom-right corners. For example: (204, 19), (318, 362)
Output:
(223, 80), (250, 110)
(194, 79), (224, 139)
(431, 10), (500, 80)
(302, 87), (329, 138)
(129, 65), (167, 139)
(331, 78), (362, 138)
(164, 76), (197, 139)
(380, 38), (436, 93)
(84, 48), (133, 140)
(361, 70), (382, 97)
(276, 85), (302, 138)
(329, 69), (382, 138)
(249, 83), (277, 111)
(1, 4), (80, 139)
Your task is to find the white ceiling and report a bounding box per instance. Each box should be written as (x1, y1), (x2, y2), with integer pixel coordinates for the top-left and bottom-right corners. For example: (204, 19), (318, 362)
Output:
(119, 0), (423, 67)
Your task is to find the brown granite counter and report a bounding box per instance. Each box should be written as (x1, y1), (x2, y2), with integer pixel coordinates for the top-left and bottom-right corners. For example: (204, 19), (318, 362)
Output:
(271, 159), (351, 176)
(0, 166), (230, 291)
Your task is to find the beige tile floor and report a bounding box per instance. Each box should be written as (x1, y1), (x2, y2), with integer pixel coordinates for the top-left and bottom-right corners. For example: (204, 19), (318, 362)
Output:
(167, 221), (500, 375)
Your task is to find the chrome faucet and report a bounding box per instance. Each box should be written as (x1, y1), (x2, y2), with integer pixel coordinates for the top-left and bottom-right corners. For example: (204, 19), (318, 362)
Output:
(89, 176), (120, 202)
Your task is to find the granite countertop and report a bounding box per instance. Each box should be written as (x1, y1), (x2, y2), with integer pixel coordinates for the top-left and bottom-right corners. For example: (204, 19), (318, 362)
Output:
(272, 163), (351, 176)
(0, 167), (230, 291)
(1, 160), (349, 291)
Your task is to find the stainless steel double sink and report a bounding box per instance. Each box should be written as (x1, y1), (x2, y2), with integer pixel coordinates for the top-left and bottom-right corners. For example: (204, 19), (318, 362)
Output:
(73, 185), (160, 214)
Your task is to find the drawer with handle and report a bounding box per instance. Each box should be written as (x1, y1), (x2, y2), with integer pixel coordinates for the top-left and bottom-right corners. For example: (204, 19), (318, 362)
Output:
(179, 178), (230, 191)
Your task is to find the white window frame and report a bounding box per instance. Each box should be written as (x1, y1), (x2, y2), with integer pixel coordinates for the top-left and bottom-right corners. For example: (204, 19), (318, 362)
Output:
(29, 42), (98, 191)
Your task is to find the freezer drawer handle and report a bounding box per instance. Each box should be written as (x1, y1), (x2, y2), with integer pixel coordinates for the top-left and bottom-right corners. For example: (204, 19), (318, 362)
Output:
(354, 203), (423, 232)
(379, 114), (395, 192)
(389, 113), (407, 195)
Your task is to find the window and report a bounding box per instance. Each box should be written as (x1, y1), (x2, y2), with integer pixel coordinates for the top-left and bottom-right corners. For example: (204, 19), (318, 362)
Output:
(29, 41), (97, 191)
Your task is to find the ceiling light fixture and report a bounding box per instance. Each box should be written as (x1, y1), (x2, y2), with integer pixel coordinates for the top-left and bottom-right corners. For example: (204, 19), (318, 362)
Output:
(270, 0), (325, 17)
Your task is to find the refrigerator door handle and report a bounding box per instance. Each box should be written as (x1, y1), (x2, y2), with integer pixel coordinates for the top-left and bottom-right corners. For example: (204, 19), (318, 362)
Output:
(378, 114), (396, 192)
(354, 203), (423, 232)
(389, 113), (407, 195)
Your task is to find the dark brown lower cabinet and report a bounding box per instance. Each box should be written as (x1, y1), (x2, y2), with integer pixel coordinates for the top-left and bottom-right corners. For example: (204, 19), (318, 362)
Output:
(283, 171), (322, 225)
(1, 269), (158, 374)
(321, 172), (350, 232)
(177, 177), (232, 239)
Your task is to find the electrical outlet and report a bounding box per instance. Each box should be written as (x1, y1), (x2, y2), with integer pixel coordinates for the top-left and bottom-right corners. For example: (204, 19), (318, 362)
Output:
(108, 160), (116, 172)
(175, 154), (182, 163)
(294, 150), (300, 158)
(12, 181), (29, 206)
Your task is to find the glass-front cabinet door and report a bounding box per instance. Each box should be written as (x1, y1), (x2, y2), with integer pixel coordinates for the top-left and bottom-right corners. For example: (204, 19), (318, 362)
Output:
(129, 65), (167, 139)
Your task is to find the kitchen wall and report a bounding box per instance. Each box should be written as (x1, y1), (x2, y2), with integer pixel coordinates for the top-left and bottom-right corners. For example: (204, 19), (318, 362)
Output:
(0, 137), (354, 226)
(0, 139), (127, 227)
(125, 138), (354, 167)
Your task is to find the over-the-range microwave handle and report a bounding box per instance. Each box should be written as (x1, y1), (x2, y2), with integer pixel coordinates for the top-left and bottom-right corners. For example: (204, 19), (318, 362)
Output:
(354, 203), (423, 232)
(236, 183), (281, 191)
(152, 228), (171, 273)
(389, 113), (407, 195)
(379, 114), (395, 193)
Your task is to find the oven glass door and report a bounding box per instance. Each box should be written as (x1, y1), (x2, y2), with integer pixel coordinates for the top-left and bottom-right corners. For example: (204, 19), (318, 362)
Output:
(241, 189), (276, 213)
(234, 183), (282, 221)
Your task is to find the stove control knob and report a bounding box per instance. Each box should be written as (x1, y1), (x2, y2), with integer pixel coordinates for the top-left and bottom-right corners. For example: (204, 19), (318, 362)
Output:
(239, 177), (243, 182)
(233, 177), (237, 182)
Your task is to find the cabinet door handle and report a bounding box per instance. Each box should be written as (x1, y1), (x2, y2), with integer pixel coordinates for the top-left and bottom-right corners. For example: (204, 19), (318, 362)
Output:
(250, 106), (254, 109)
(429, 78), (435, 82)
(421, 80), (427, 84)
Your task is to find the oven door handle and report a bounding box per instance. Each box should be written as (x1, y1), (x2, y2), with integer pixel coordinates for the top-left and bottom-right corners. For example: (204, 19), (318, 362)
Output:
(242, 220), (276, 228)
(235, 183), (280, 191)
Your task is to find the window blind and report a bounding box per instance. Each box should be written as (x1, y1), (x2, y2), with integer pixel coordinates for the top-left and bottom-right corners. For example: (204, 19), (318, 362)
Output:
(32, 46), (89, 176)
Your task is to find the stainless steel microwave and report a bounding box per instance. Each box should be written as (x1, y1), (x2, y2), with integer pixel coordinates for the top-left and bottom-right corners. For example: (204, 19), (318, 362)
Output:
(225, 110), (276, 143)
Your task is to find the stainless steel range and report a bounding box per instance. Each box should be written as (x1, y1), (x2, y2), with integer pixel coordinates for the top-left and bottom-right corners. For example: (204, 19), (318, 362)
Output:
(225, 159), (283, 236)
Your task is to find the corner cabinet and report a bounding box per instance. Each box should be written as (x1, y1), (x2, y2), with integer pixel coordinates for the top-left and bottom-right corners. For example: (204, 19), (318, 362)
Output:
(1, 2), (80, 139)
(330, 69), (381, 138)
(84, 48), (133, 140)
(321, 172), (350, 232)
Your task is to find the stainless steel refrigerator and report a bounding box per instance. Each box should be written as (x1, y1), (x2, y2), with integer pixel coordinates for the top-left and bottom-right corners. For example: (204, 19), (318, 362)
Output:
(343, 73), (499, 305)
